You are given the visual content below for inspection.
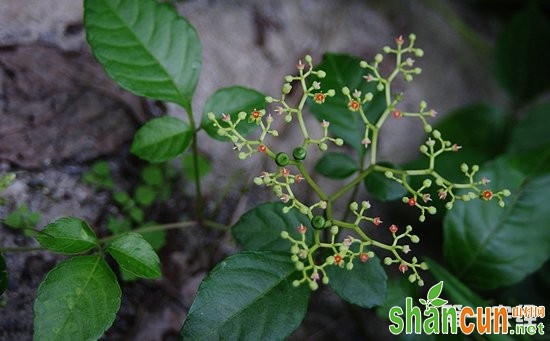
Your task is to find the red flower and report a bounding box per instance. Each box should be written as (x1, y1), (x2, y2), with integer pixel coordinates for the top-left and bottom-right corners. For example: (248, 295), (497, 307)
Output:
(392, 110), (402, 118)
(348, 100), (360, 111)
(258, 144), (267, 153)
(334, 254), (343, 265)
(389, 224), (398, 233)
(314, 93), (326, 104)
(408, 198), (416, 207)
(360, 253), (369, 263)
(481, 190), (493, 201)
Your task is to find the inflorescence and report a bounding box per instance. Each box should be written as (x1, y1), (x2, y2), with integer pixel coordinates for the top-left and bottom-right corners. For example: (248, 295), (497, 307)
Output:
(208, 34), (510, 290)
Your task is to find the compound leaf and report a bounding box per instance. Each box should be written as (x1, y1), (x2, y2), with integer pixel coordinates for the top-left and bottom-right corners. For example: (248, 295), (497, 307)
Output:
(84, 0), (201, 109)
(201, 86), (266, 141)
(443, 151), (550, 289)
(326, 256), (387, 308)
(107, 233), (161, 279)
(315, 152), (358, 179)
(34, 255), (121, 341)
(36, 217), (98, 255)
(131, 116), (192, 163)
(232, 202), (314, 252)
(181, 251), (309, 340)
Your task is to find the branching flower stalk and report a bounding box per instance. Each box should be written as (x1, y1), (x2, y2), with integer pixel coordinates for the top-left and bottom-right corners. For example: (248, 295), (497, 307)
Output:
(208, 34), (510, 290)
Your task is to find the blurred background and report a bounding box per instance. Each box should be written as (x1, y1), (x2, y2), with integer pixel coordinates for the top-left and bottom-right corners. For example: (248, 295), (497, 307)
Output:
(1, 0), (548, 339)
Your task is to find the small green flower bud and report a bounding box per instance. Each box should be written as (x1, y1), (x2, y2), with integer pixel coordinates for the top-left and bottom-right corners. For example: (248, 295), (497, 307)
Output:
(385, 171), (394, 179)
(419, 145), (428, 153)
(265, 96), (274, 103)
(299, 206), (308, 214)
(412, 257), (418, 263)
(295, 262), (304, 271)
(383, 46), (391, 53)
(408, 274), (417, 283)
(238, 152), (247, 160)
(374, 53), (383, 63)
(285, 75), (293, 83)
(414, 67), (422, 74)
(419, 262), (429, 270)
(309, 281), (319, 291)
(280, 231), (289, 239)
(384, 257), (393, 265)
(327, 89), (335, 97)
(305, 55), (312, 63)
(435, 178), (444, 186)
(423, 179), (432, 188)
(349, 202), (358, 211)
(460, 163), (469, 173)
(409, 33), (416, 41)
(432, 129), (441, 139)
(282, 83), (292, 94)
(319, 143), (328, 151)
(292, 147), (307, 161)
(253, 177), (263, 186)
(365, 92), (373, 101)
(326, 256), (335, 265)
(418, 280), (425, 287)
(498, 201), (505, 208)
(425, 139), (435, 147)
(290, 245), (300, 254)
(468, 192), (476, 200)
(367, 251), (375, 258)
(461, 194), (471, 202)
(342, 87), (350, 96)
(359, 60), (368, 68)
(275, 152), (290, 166)
(335, 138), (344, 146)
(361, 201), (371, 209)
(270, 130), (279, 137)
(292, 280), (300, 287)
(445, 202), (453, 210)
(330, 225), (339, 235)
(405, 74), (413, 82)
(322, 276), (329, 284)
(346, 262), (354, 270)
(376, 83), (384, 91)
(402, 196), (409, 204)
(502, 189), (511, 197)
(217, 128), (226, 136)
(207, 112), (216, 120)
(410, 235), (420, 243)
(419, 215), (426, 222)
(282, 206), (290, 214)
(291, 255), (299, 262)
(427, 206), (437, 215)
(420, 100), (427, 109)
(311, 215), (326, 230)
(238, 111), (247, 120)
(415, 48), (424, 57)
(424, 124), (432, 133)
(471, 165), (479, 172)
(317, 70), (326, 78)
(285, 114), (292, 123)
(406, 225), (413, 232)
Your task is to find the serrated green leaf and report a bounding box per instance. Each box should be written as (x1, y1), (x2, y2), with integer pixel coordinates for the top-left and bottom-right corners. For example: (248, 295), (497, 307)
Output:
(425, 258), (487, 308)
(443, 151), (550, 289)
(182, 153), (211, 181)
(182, 251), (310, 340)
(0, 253), (7, 296)
(232, 202), (314, 252)
(427, 281), (443, 301)
(34, 255), (121, 341)
(131, 116), (192, 163)
(108, 233), (161, 279)
(315, 152), (358, 179)
(493, 3), (550, 103)
(135, 185), (157, 207)
(507, 101), (550, 154)
(308, 53), (385, 151)
(326, 256), (387, 308)
(36, 217), (98, 255)
(201, 86), (266, 141)
(366, 162), (407, 201)
(84, 0), (201, 109)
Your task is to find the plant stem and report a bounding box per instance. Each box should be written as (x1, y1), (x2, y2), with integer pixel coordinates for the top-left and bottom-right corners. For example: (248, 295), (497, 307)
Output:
(0, 246), (46, 253)
(296, 163), (328, 201)
(184, 104), (204, 224)
(330, 166), (374, 201)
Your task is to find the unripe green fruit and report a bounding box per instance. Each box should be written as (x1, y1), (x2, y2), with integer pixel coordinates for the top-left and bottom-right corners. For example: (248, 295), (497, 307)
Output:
(311, 215), (326, 230)
(309, 281), (319, 291)
(275, 152), (290, 166)
(322, 276), (329, 284)
(292, 147), (307, 161)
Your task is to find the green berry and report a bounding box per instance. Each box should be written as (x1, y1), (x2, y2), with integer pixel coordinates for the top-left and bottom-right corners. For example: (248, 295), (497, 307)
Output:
(309, 281), (319, 291)
(419, 215), (425, 222)
(322, 276), (329, 284)
(327, 89), (335, 97)
(349, 202), (358, 211)
(253, 177), (263, 186)
(410, 235), (420, 243)
(275, 152), (290, 166)
(295, 262), (304, 271)
(334, 138), (344, 146)
(502, 189), (511, 197)
(445, 202), (453, 210)
(319, 143), (328, 151)
(291, 255), (299, 262)
(383, 46), (391, 53)
(238, 111), (247, 120)
(316, 70), (326, 78)
(305, 55), (312, 63)
(422, 179), (432, 188)
(427, 206), (437, 215)
(290, 245), (300, 254)
(342, 87), (350, 96)
(408, 274), (417, 283)
(330, 225), (339, 235)
(346, 262), (354, 270)
(377, 83), (384, 91)
(415, 48), (424, 57)
(311, 215), (326, 230)
(384, 257), (393, 265)
(374, 54), (383, 63)
(280, 231), (289, 239)
(292, 147), (307, 161)
(419, 262), (429, 270)
(292, 280), (300, 287)
(432, 130), (441, 139)
(359, 61), (368, 68)
(282, 83), (292, 94)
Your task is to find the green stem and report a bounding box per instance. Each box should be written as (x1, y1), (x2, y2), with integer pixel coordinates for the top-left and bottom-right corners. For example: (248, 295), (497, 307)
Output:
(330, 166), (374, 201)
(185, 104), (204, 224)
(0, 246), (46, 253)
(296, 163), (327, 201)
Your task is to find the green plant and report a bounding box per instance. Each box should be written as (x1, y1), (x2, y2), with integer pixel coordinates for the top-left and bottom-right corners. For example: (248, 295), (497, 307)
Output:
(1, 0), (549, 339)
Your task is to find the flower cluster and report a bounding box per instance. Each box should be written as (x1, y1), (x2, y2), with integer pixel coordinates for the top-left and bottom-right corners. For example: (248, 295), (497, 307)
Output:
(208, 34), (510, 290)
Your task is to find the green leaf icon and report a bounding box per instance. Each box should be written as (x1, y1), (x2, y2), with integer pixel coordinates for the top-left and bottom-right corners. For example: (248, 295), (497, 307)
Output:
(431, 298), (448, 307)
(427, 281), (444, 301)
